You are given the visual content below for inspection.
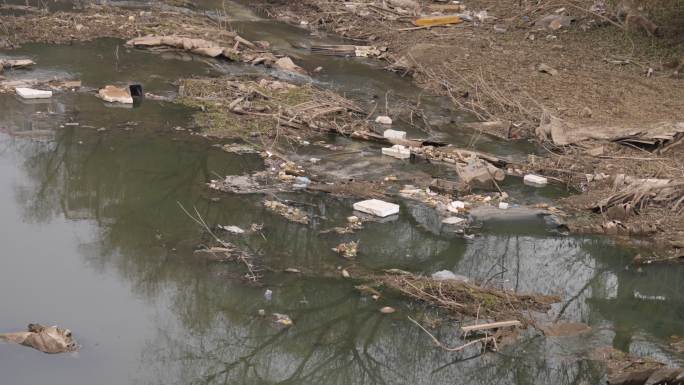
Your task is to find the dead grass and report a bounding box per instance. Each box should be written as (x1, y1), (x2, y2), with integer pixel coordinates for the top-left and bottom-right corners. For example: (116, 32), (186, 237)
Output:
(254, 0), (684, 136)
(381, 273), (560, 321)
(177, 75), (372, 142)
(0, 3), (240, 46)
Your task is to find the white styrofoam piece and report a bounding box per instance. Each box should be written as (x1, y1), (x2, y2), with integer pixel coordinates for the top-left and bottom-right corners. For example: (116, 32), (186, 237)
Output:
(98, 85), (133, 104)
(381, 144), (410, 159)
(498, 202), (509, 210)
(524, 174), (548, 187)
(15, 87), (52, 99)
(353, 199), (400, 217)
(442, 216), (465, 225)
(383, 129), (406, 140)
(375, 116), (393, 125)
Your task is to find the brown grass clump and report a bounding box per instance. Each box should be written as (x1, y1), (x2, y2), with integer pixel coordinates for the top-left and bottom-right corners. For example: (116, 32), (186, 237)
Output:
(381, 274), (559, 321)
(178, 76), (372, 141)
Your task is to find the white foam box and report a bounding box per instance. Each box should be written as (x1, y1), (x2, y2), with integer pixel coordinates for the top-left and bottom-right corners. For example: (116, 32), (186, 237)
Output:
(523, 174), (548, 187)
(15, 87), (52, 99)
(442, 216), (465, 225)
(383, 129), (407, 140)
(353, 199), (400, 217)
(381, 145), (410, 159)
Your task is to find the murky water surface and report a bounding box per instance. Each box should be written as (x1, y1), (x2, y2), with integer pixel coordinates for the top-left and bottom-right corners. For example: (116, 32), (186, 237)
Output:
(1, 1), (683, 384)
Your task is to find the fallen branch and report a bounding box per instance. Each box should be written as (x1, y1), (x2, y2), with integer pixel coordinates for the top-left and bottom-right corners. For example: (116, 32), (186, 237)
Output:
(178, 202), (261, 282)
(407, 316), (497, 353)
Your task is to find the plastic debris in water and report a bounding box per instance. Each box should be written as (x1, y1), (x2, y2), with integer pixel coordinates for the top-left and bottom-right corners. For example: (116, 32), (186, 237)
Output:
(272, 313), (293, 327)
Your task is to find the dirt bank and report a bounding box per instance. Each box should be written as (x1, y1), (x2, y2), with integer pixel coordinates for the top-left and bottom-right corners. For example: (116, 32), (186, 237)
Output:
(0, 3), (244, 47)
(250, 0), (684, 259)
(254, 0), (683, 136)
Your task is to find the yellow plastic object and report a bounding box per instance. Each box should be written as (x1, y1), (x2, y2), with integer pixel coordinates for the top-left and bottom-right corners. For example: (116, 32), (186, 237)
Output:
(413, 15), (463, 27)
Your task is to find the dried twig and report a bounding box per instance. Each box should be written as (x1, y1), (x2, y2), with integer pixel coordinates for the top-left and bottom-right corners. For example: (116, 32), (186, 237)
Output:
(407, 316), (496, 353)
(178, 202), (261, 281)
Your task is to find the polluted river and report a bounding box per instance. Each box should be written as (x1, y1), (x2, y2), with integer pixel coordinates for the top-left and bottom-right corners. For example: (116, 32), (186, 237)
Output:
(1, 1), (683, 384)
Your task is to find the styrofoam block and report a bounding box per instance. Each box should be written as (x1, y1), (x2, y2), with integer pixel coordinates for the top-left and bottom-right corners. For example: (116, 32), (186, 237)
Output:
(383, 129), (406, 140)
(375, 116), (392, 125)
(524, 174), (548, 187)
(382, 144), (410, 159)
(15, 87), (52, 99)
(353, 199), (400, 217)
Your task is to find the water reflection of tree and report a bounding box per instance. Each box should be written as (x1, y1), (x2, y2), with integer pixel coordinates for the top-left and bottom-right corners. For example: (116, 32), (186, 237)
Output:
(11, 128), (607, 385)
(144, 278), (605, 385)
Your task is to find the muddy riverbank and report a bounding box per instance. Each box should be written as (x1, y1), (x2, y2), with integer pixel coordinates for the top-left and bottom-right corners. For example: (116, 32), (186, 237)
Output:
(1, 1), (684, 384)
(244, 0), (684, 261)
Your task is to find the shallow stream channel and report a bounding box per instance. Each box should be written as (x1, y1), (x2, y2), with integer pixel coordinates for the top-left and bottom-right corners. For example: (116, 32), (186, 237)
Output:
(1, 1), (683, 384)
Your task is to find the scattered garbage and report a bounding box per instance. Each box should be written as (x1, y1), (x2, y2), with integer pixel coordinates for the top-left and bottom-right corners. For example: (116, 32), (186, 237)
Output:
(536, 114), (684, 149)
(413, 15), (463, 27)
(321, 215), (364, 235)
(257, 309), (266, 316)
(430, 179), (460, 195)
(221, 143), (259, 154)
(15, 87), (52, 99)
(333, 241), (358, 259)
(498, 202), (509, 210)
(341, 269), (351, 278)
(126, 35), (254, 60)
(382, 144), (411, 159)
(274, 56), (306, 74)
(209, 174), (274, 194)
(353, 199), (400, 217)
(264, 200), (310, 224)
(375, 116), (393, 125)
(431, 270), (469, 282)
(537, 63), (559, 76)
(264, 289), (273, 301)
(218, 225), (245, 234)
(129, 84), (143, 99)
(310, 44), (383, 58)
(355, 284), (381, 300)
(284, 268), (301, 273)
(379, 306), (396, 314)
(383, 129), (406, 140)
(272, 313), (293, 327)
(456, 159), (505, 190)
(0, 324), (77, 354)
(98, 85), (133, 104)
(389, 0), (419, 10)
(461, 320), (522, 334)
(524, 174), (548, 187)
(0, 59), (35, 69)
(442, 217), (465, 226)
(534, 14), (574, 30)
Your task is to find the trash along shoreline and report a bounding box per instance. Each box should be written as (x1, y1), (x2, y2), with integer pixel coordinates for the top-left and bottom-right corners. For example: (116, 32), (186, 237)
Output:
(240, 0), (684, 261)
(1, 0), (683, 383)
